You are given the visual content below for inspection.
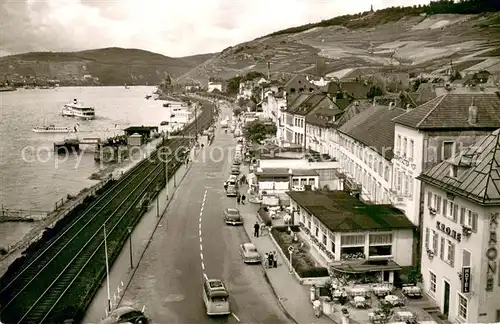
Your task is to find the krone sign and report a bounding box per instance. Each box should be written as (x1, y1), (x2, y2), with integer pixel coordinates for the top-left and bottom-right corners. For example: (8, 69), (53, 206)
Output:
(486, 212), (498, 291)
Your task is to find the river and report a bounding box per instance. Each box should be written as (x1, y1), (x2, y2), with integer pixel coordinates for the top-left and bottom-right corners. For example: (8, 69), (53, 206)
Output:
(0, 86), (174, 247)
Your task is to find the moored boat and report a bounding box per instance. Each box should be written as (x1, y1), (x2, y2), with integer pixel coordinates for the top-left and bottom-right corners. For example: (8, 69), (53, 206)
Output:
(33, 125), (76, 133)
(62, 99), (95, 120)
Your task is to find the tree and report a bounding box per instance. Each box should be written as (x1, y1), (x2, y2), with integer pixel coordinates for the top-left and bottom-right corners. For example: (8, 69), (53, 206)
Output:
(233, 107), (242, 117)
(226, 75), (242, 95)
(449, 70), (462, 83)
(238, 97), (248, 107)
(367, 85), (383, 99)
(243, 120), (277, 144)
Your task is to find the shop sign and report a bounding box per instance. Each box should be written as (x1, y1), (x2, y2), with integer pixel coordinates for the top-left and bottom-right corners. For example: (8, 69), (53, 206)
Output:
(486, 213), (498, 291)
(436, 221), (462, 242)
(461, 267), (471, 293)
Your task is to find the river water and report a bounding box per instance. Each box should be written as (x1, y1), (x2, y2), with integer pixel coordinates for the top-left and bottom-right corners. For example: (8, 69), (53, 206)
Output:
(0, 86), (174, 247)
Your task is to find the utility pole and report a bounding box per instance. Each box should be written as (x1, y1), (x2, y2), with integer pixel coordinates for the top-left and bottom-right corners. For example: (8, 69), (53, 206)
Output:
(195, 103), (198, 142)
(165, 158), (169, 201)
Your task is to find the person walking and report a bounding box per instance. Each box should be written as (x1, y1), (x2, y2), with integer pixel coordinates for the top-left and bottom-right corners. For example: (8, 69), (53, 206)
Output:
(268, 251), (274, 269)
(241, 194), (246, 204)
(253, 221), (260, 237)
(223, 181), (228, 192)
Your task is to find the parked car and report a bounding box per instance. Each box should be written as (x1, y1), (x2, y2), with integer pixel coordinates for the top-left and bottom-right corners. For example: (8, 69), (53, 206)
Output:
(231, 165), (240, 175)
(224, 208), (243, 225)
(239, 243), (261, 264)
(99, 307), (148, 324)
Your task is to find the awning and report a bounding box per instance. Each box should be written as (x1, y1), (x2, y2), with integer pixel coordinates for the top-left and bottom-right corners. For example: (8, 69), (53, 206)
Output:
(330, 260), (402, 273)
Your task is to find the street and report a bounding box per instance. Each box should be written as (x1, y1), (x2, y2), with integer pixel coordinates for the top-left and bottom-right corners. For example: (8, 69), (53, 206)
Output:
(119, 105), (289, 323)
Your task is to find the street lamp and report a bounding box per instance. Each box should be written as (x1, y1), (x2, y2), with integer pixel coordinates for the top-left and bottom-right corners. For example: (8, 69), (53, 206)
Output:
(156, 184), (161, 217)
(127, 227), (133, 269)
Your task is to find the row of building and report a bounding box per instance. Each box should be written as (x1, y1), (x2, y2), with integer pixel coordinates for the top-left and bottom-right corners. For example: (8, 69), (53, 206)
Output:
(252, 72), (500, 323)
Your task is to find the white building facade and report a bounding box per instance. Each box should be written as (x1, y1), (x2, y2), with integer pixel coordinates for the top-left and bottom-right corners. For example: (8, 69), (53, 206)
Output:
(418, 128), (500, 323)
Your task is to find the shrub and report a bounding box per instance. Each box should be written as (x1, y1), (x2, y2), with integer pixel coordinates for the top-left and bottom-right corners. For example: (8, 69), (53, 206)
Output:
(258, 207), (272, 226)
(271, 228), (328, 278)
(273, 225), (300, 233)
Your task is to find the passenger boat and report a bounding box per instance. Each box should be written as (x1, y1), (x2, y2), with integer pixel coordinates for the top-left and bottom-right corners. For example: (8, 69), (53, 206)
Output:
(33, 125), (76, 133)
(62, 99), (95, 120)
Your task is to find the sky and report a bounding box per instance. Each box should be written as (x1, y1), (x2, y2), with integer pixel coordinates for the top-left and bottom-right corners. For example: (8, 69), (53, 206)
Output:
(0, 0), (431, 58)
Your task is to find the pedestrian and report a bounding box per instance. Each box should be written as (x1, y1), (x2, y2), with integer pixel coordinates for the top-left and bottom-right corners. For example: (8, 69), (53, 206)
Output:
(273, 251), (278, 268)
(241, 194), (246, 204)
(236, 196), (241, 204)
(264, 253), (269, 268)
(268, 251), (274, 268)
(223, 181), (228, 191)
(253, 221), (260, 237)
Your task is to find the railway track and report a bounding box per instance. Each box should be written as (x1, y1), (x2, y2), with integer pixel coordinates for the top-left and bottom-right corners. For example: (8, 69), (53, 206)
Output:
(0, 99), (215, 324)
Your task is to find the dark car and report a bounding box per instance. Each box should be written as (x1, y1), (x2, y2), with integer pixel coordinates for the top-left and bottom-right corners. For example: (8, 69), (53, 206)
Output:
(99, 306), (148, 324)
(224, 208), (243, 225)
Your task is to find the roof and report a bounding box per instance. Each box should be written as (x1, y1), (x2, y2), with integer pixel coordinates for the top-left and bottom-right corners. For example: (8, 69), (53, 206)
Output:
(393, 94), (500, 130)
(327, 81), (370, 99)
(334, 100), (373, 128)
(286, 93), (333, 116)
(287, 93), (310, 112)
(338, 105), (406, 161)
(418, 128), (500, 205)
(256, 168), (319, 177)
(287, 191), (414, 232)
(124, 126), (158, 132)
(305, 106), (343, 127)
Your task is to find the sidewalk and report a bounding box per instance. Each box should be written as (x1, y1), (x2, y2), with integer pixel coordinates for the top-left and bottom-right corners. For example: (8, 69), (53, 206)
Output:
(237, 200), (334, 324)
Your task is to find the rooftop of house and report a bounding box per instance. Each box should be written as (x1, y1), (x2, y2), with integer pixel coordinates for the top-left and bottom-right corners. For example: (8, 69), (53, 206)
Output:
(333, 100), (374, 128)
(334, 98), (351, 110)
(338, 104), (406, 161)
(255, 168), (319, 177)
(287, 190), (414, 232)
(418, 128), (500, 206)
(286, 93), (338, 116)
(124, 126), (158, 132)
(284, 74), (316, 89)
(305, 106), (343, 128)
(393, 93), (500, 130)
(327, 81), (371, 99)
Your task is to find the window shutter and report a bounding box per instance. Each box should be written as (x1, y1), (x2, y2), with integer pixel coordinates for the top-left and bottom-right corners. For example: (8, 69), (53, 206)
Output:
(450, 243), (455, 267)
(427, 192), (432, 206)
(425, 228), (430, 249)
(472, 213), (478, 232)
(462, 249), (471, 267)
(460, 208), (465, 225)
(440, 237), (445, 260)
(443, 200), (448, 217)
(453, 204), (458, 222)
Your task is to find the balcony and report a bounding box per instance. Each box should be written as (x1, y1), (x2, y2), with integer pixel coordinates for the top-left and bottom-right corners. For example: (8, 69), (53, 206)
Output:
(388, 190), (406, 207)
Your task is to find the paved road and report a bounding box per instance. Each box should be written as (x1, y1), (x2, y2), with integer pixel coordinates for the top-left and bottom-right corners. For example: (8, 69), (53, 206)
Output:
(120, 106), (288, 324)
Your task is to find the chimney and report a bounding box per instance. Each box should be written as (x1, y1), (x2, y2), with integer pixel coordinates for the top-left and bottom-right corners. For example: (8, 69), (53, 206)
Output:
(468, 97), (477, 125)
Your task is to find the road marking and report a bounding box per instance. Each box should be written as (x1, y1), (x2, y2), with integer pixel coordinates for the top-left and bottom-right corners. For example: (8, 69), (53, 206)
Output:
(232, 313), (240, 322)
(199, 190), (208, 277)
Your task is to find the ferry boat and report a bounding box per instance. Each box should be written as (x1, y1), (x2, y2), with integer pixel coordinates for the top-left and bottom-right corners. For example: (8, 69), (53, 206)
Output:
(62, 99), (95, 120)
(33, 125), (76, 133)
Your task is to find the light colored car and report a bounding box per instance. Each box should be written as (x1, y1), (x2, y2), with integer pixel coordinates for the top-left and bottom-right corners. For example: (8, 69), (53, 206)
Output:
(224, 208), (242, 225)
(239, 243), (261, 264)
(99, 306), (148, 324)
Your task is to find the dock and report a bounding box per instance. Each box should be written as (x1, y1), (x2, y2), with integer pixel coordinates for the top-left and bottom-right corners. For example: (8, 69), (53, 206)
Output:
(53, 138), (101, 153)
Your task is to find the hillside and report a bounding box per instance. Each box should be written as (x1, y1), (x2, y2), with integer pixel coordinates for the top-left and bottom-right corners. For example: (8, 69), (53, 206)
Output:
(178, 9), (500, 84)
(0, 47), (215, 86)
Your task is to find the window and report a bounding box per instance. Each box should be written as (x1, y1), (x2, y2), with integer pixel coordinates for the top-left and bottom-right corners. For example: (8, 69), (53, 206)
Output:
(460, 208), (478, 232)
(331, 240), (335, 253)
(408, 177), (413, 199)
(462, 249), (471, 267)
(396, 135), (401, 153)
(378, 161), (383, 176)
(435, 195), (441, 213)
(425, 228), (430, 249)
(369, 233), (392, 257)
(315, 227), (319, 237)
(440, 237), (445, 260)
(448, 202), (458, 222)
(410, 140), (414, 160)
(431, 230), (438, 253)
(429, 271), (437, 294)
(458, 294), (468, 320)
(369, 233), (392, 245)
(341, 234), (365, 246)
(322, 234), (327, 245)
(403, 137), (408, 157)
(446, 240), (455, 266)
(443, 141), (455, 160)
(442, 199), (448, 217)
(384, 166), (389, 182)
(427, 192), (433, 207)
